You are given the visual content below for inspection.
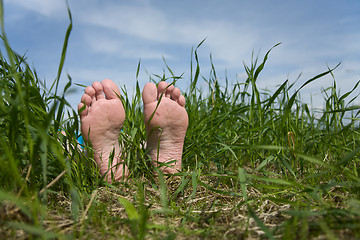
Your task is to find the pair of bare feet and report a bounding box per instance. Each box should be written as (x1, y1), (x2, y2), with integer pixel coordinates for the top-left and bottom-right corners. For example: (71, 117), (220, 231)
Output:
(78, 79), (188, 183)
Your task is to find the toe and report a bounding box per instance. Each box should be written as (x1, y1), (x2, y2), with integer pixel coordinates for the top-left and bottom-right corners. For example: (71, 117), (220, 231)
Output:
(157, 81), (168, 99)
(81, 94), (92, 106)
(171, 87), (181, 101)
(102, 79), (121, 100)
(78, 102), (88, 119)
(165, 84), (175, 98)
(84, 86), (96, 98)
(92, 81), (105, 100)
(178, 95), (186, 107)
(142, 82), (157, 104)
(157, 81), (175, 99)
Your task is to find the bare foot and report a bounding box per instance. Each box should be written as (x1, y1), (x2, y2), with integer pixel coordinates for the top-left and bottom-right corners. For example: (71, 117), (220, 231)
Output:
(142, 81), (188, 174)
(78, 79), (128, 182)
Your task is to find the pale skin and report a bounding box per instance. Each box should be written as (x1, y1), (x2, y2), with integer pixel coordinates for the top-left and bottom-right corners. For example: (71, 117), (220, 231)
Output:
(78, 79), (188, 182)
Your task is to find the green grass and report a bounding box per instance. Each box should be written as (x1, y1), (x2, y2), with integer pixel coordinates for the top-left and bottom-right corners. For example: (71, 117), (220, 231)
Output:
(1, 3), (360, 239)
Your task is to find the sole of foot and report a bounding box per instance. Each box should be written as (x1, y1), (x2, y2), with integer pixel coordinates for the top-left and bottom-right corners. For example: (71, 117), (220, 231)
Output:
(142, 81), (188, 174)
(78, 79), (128, 182)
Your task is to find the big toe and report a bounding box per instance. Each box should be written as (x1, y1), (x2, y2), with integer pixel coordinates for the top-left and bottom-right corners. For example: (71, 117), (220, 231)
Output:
(142, 82), (157, 104)
(102, 79), (121, 100)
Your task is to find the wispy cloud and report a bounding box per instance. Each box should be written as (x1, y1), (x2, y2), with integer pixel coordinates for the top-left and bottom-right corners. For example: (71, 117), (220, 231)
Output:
(82, 31), (172, 60)
(3, 0), (360, 110)
(8, 0), (67, 18)
(76, 1), (261, 69)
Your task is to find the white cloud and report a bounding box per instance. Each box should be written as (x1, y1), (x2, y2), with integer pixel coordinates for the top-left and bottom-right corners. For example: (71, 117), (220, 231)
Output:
(76, 2), (260, 70)
(81, 4), (169, 42)
(83, 32), (172, 60)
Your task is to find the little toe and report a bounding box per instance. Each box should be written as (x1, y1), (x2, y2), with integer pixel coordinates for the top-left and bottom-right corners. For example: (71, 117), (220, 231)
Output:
(92, 81), (105, 100)
(178, 95), (186, 107)
(142, 82), (157, 104)
(78, 102), (88, 119)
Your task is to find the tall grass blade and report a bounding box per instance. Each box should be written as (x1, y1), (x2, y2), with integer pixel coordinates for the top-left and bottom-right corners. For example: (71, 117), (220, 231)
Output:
(50, 3), (72, 96)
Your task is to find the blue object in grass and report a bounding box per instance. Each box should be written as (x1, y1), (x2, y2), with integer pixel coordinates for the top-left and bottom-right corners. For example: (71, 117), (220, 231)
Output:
(77, 135), (84, 146)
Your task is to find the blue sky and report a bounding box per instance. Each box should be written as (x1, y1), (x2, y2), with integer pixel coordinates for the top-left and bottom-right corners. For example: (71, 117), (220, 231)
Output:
(2, 0), (360, 110)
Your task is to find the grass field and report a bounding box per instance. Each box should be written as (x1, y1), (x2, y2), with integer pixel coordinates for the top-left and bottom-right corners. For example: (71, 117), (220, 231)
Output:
(1, 4), (360, 240)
